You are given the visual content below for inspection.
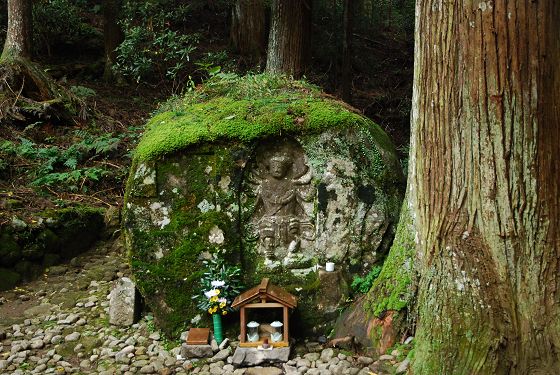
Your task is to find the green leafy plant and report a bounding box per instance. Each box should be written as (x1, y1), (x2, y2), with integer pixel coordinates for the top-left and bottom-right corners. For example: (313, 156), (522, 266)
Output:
(192, 255), (243, 316)
(0, 130), (122, 192)
(115, 0), (199, 85)
(70, 85), (97, 98)
(351, 265), (383, 294)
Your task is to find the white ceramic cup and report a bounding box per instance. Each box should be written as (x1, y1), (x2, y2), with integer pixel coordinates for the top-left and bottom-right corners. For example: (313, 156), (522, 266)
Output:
(325, 262), (335, 272)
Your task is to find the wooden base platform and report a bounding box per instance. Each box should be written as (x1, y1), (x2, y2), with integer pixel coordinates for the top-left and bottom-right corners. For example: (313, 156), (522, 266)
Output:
(239, 340), (289, 348)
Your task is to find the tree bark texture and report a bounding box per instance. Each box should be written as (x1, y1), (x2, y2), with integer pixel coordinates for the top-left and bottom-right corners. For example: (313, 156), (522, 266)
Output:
(230, 0), (267, 65)
(265, 0), (311, 78)
(103, 0), (124, 82)
(410, 1), (560, 374)
(2, 0), (32, 59)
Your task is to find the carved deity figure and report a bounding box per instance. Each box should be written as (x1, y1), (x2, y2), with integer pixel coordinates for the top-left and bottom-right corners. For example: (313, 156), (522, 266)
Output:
(248, 141), (315, 264)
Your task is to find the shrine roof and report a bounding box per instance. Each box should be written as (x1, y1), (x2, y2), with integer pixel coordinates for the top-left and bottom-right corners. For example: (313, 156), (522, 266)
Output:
(231, 278), (297, 309)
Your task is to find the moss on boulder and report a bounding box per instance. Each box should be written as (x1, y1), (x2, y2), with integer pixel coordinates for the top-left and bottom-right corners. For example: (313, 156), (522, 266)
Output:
(124, 74), (405, 337)
(365, 198), (415, 317)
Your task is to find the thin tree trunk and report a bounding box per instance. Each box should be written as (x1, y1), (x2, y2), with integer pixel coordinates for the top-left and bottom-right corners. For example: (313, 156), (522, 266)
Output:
(409, 1), (560, 374)
(341, 0), (354, 102)
(2, 0), (32, 60)
(230, 0), (267, 66)
(265, 0), (311, 78)
(103, 0), (124, 82)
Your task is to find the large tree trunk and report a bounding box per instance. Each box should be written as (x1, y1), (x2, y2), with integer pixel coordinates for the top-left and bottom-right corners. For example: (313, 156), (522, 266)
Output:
(103, 0), (124, 82)
(410, 1), (560, 374)
(230, 0), (267, 67)
(1, 0), (32, 59)
(265, 0), (311, 78)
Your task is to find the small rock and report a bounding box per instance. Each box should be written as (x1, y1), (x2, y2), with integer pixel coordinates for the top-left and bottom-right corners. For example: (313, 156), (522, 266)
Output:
(296, 358), (312, 368)
(245, 367), (282, 375)
(283, 363), (298, 374)
(65, 332), (81, 342)
(48, 266), (68, 275)
(51, 335), (63, 344)
(115, 351), (131, 364)
(223, 364), (234, 372)
(379, 354), (394, 361)
(396, 358), (410, 374)
(210, 339), (219, 352)
(218, 338), (230, 350)
(109, 277), (138, 326)
(320, 348), (334, 361)
(139, 364), (154, 373)
(30, 340), (44, 349)
(304, 352), (320, 361)
(358, 356), (374, 365)
(210, 347), (231, 362)
(181, 343), (213, 359)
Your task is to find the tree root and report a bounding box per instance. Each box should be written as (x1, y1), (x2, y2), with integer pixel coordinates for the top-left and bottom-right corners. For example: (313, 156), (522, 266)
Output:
(0, 57), (85, 124)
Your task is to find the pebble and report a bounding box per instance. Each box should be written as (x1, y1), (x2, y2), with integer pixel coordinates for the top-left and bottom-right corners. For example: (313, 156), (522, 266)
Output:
(379, 354), (395, 361)
(65, 332), (81, 342)
(396, 358), (411, 374)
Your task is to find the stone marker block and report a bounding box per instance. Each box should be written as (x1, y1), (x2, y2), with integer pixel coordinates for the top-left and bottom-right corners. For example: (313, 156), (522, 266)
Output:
(109, 277), (138, 326)
(181, 343), (213, 358)
(232, 347), (290, 367)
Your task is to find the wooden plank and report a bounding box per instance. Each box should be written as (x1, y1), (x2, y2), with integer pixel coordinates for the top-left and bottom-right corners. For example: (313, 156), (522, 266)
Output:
(258, 278), (270, 292)
(239, 341), (289, 348)
(244, 302), (284, 309)
(283, 306), (289, 343)
(240, 306), (246, 343)
(186, 328), (210, 345)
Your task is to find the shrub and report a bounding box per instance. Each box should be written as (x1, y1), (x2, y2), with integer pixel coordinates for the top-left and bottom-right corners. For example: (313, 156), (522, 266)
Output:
(114, 0), (199, 85)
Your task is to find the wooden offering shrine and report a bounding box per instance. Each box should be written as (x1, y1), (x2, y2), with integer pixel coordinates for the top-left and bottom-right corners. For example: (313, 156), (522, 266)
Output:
(231, 278), (297, 348)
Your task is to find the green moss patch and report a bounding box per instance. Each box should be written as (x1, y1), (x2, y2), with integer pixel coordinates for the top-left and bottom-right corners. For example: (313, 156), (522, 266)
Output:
(365, 198), (415, 317)
(134, 74), (397, 164)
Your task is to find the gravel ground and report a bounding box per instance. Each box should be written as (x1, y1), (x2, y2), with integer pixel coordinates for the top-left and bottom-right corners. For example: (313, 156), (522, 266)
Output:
(0, 238), (410, 375)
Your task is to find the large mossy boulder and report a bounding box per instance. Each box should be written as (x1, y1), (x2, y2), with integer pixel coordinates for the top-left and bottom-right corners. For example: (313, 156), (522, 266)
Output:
(123, 74), (405, 336)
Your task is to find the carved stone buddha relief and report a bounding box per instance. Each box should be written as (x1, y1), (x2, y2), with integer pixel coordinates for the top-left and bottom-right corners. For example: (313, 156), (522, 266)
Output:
(244, 138), (316, 268)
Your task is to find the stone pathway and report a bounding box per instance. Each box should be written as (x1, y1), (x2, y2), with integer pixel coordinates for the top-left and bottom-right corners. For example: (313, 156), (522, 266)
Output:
(0, 238), (410, 374)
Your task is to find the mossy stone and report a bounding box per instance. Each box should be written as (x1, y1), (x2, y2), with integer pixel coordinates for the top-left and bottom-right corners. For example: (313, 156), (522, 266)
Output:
(0, 231), (21, 267)
(14, 260), (42, 281)
(43, 253), (61, 267)
(124, 74), (405, 337)
(44, 206), (104, 259)
(0, 267), (20, 291)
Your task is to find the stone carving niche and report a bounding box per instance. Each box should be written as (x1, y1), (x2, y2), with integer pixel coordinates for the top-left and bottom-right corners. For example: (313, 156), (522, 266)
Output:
(245, 138), (316, 269)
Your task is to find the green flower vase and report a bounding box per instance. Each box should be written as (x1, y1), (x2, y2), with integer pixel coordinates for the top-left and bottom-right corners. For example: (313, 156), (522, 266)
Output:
(212, 313), (223, 345)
